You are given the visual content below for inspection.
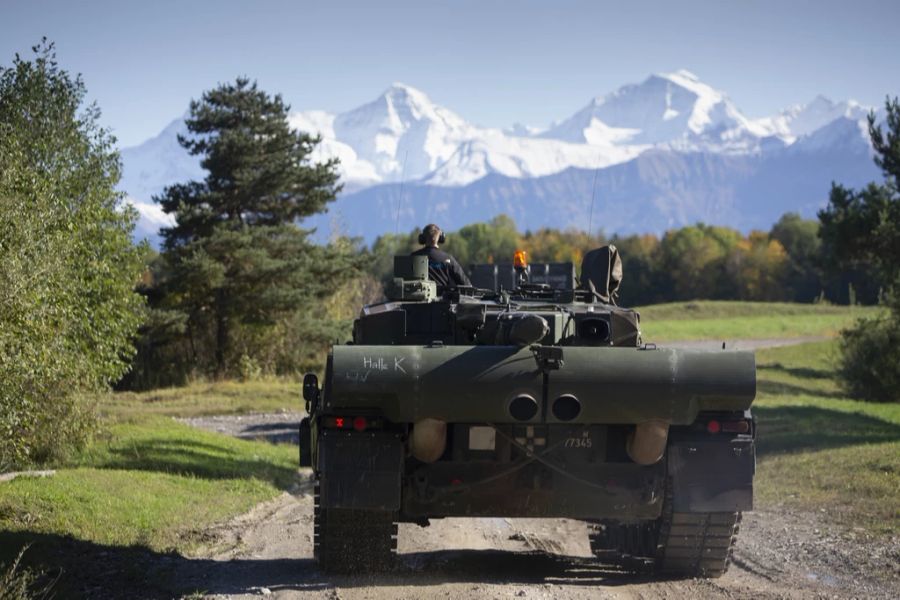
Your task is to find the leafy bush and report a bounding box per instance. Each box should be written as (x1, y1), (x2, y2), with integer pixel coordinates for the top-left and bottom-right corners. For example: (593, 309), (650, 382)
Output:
(837, 310), (900, 403)
(0, 42), (144, 466)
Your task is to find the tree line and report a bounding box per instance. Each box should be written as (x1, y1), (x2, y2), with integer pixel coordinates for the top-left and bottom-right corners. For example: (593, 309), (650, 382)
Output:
(368, 211), (877, 308)
(2, 41), (898, 469)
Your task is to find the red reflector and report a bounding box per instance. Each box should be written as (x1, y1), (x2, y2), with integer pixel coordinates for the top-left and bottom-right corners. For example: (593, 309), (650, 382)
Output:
(451, 478), (462, 485)
(335, 417), (345, 428)
(707, 420), (721, 434)
(722, 420), (750, 433)
(352, 416), (368, 432)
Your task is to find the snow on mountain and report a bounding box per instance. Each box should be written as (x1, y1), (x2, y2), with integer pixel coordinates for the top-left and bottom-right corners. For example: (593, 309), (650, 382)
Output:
(504, 122), (545, 137)
(786, 115), (872, 155)
(753, 95), (870, 141)
(288, 83), (481, 188)
(117, 72), (876, 244)
(332, 83), (477, 181)
(422, 130), (645, 186)
(541, 70), (768, 148)
(119, 114), (203, 202)
(288, 110), (380, 188)
(127, 195), (175, 245)
(289, 82), (647, 188)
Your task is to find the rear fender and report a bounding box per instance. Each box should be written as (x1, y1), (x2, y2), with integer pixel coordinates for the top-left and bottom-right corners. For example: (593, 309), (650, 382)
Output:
(667, 420), (756, 512)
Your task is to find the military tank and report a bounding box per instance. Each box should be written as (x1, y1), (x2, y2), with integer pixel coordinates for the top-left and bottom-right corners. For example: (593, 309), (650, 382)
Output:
(299, 247), (756, 577)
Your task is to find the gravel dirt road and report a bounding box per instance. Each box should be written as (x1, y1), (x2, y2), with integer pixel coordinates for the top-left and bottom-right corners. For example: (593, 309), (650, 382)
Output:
(170, 415), (897, 600)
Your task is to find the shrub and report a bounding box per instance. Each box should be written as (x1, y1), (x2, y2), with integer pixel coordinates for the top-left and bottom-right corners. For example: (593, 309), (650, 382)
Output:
(837, 310), (900, 403)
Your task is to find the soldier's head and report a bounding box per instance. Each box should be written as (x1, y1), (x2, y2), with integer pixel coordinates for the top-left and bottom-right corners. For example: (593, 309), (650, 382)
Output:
(419, 224), (445, 247)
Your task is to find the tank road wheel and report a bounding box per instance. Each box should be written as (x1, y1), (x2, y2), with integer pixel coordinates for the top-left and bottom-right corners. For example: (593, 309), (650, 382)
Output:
(313, 484), (398, 574)
(654, 481), (741, 578)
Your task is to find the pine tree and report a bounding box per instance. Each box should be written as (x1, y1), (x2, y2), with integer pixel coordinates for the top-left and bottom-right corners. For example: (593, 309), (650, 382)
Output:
(155, 78), (354, 376)
(818, 97), (900, 402)
(819, 98), (900, 291)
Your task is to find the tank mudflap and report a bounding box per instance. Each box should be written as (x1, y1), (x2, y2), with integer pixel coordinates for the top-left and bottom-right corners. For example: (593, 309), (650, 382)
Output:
(317, 430), (403, 511)
(314, 482), (398, 573)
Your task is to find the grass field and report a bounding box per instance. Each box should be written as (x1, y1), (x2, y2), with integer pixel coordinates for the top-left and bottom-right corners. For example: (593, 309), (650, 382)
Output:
(638, 300), (877, 341)
(752, 341), (900, 535)
(0, 380), (302, 569)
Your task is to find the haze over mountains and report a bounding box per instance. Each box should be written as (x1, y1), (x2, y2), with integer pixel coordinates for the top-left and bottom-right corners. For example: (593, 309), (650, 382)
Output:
(121, 70), (880, 244)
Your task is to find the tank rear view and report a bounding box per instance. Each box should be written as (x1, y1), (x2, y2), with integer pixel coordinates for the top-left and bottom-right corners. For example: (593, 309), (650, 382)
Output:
(300, 250), (756, 577)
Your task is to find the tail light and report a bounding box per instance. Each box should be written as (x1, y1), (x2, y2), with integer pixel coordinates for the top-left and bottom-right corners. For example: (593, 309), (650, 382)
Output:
(701, 418), (751, 435)
(322, 415), (383, 430)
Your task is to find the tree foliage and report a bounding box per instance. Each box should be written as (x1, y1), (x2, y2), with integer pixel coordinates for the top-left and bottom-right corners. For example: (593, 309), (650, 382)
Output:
(0, 41), (144, 466)
(819, 99), (900, 291)
(836, 295), (900, 403)
(819, 98), (900, 403)
(132, 78), (362, 384)
(368, 214), (832, 307)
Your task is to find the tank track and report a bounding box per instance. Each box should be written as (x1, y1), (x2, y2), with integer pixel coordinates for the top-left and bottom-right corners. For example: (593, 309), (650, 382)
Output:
(313, 483), (398, 573)
(590, 482), (741, 578)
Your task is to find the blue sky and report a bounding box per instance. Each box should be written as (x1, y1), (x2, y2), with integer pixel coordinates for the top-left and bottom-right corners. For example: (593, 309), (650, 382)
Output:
(2, 0), (898, 147)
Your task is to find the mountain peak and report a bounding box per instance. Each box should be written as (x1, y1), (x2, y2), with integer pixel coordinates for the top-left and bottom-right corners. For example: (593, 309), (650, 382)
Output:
(808, 94), (836, 109)
(546, 69), (752, 144)
(652, 69), (722, 99)
(381, 82), (431, 104)
(671, 68), (700, 81)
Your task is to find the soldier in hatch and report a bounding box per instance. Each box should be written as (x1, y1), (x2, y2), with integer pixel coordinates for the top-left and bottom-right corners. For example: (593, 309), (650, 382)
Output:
(411, 223), (471, 289)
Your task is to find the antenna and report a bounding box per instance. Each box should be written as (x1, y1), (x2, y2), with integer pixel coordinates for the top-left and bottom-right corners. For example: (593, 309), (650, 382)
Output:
(587, 167), (599, 240)
(395, 151), (409, 236)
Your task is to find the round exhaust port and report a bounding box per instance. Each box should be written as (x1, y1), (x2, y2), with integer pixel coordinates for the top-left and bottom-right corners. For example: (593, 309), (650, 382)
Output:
(508, 394), (539, 421)
(552, 394), (581, 421)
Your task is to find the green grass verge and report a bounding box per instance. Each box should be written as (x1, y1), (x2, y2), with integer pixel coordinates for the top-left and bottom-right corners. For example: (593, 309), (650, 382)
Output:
(637, 300), (877, 341)
(753, 341), (900, 535)
(0, 416), (298, 556)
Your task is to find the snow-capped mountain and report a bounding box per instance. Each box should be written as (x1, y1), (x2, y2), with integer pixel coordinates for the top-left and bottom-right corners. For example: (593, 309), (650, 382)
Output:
(541, 70), (768, 149)
(289, 82), (643, 188)
(119, 71), (881, 245)
(120, 114), (203, 204)
(120, 114), (199, 240)
(753, 95), (871, 141)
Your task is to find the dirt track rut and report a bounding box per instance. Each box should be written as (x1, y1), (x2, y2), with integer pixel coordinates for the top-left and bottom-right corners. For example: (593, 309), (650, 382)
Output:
(172, 483), (900, 599)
